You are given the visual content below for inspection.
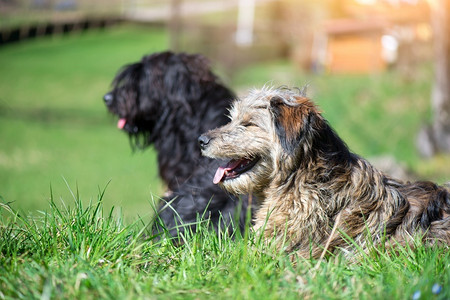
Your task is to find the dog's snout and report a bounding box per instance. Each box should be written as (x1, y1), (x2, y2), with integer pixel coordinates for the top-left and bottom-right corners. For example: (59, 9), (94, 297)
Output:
(198, 134), (211, 150)
(103, 93), (113, 105)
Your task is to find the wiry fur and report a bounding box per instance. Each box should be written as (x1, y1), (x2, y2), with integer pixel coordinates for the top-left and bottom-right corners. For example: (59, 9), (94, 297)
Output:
(104, 51), (251, 236)
(200, 87), (450, 257)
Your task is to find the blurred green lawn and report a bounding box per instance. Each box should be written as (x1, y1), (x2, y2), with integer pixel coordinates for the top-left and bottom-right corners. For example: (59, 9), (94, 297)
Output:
(0, 25), (169, 220)
(0, 24), (449, 221)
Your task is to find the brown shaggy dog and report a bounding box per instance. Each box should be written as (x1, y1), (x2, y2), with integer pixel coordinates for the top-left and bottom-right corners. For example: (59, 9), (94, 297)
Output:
(199, 87), (450, 258)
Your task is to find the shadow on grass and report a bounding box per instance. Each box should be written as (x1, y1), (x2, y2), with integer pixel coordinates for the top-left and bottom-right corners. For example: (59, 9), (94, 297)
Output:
(0, 103), (107, 126)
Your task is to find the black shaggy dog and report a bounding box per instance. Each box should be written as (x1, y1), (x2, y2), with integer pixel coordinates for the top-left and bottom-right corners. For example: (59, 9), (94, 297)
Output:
(103, 51), (251, 237)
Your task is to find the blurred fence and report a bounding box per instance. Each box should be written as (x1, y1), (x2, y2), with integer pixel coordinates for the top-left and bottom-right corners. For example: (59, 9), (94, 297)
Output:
(0, 0), (166, 45)
(0, 0), (234, 46)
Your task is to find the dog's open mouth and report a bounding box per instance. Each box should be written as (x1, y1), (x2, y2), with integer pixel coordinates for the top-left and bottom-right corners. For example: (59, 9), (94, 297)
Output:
(213, 157), (260, 184)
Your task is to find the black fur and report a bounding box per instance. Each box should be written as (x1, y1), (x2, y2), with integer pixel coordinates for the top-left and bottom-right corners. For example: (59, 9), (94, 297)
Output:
(104, 51), (251, 236)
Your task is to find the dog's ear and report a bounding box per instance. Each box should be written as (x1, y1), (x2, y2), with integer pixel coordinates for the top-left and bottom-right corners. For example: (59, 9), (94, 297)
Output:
(270, 96), (318, 153)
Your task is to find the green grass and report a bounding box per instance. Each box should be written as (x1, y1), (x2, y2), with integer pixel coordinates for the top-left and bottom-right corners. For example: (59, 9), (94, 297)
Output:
(1, 195), (448, 299)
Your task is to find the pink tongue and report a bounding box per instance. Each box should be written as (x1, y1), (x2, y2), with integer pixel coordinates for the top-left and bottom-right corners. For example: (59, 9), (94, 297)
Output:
(117, 118), (126, 129)
(213, 160), (242, 184)
(213, 167), (227, 184)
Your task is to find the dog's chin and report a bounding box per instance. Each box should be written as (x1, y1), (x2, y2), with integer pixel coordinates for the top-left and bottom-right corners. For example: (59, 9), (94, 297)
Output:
(219, 174), (254, 195)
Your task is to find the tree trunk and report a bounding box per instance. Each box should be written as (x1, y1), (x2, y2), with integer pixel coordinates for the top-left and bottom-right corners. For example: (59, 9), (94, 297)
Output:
(417, 0), (450, 157)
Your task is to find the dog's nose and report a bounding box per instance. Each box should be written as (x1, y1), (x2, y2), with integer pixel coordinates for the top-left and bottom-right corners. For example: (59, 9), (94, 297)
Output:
(103, 93), (113, 105)
(198, 134), (211, 150)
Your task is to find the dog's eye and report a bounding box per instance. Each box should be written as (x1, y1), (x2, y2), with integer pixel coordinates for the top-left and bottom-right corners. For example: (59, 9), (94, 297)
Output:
(242, 121), (255, 127)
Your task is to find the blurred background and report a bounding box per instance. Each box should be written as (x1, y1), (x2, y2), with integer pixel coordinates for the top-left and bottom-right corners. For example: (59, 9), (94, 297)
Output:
(1, 0), (449, 221)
